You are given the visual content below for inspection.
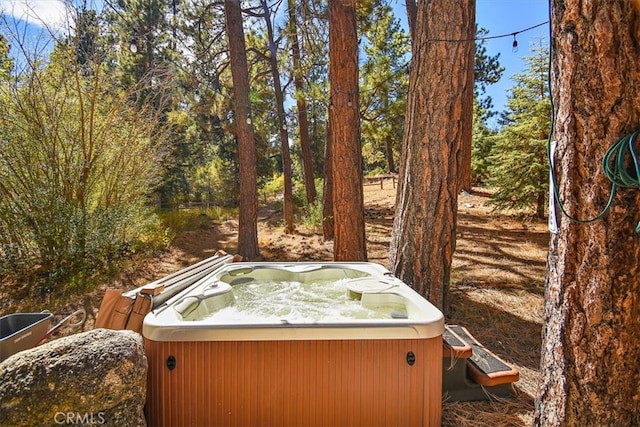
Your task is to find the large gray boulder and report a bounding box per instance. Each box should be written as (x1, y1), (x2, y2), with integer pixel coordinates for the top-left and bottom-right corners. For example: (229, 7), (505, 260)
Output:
(0, 328), (147, 427)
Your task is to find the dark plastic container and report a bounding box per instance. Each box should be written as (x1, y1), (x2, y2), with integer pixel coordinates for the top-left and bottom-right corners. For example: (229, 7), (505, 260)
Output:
(0, 312), (52, 361)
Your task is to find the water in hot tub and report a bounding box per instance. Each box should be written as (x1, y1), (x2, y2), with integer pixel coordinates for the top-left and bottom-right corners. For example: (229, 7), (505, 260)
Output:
(204, 278), (406, 323)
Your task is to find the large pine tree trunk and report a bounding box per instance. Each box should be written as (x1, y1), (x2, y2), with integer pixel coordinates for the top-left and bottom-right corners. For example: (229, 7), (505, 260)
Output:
(288, 0), (316, 205)
(388, 0), (475, 309)
(323, 119), (334, 241)
(328, 0), (366, 261)
(261, 0), (294, 234)
(458, 49), (475, 193)
(534, 1), (640, 425)
(224, 0), (259, 259)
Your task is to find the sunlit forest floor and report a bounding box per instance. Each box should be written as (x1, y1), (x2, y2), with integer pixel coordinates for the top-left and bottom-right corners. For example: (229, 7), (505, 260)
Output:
(1, 178), (547, 426)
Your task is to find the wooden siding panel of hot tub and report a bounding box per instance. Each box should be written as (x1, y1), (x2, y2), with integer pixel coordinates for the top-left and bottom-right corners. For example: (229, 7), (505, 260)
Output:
(145, 337), (442, 427)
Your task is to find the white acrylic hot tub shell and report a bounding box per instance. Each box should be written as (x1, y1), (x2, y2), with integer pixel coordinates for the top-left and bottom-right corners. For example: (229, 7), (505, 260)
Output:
(142, 262), (444, 342)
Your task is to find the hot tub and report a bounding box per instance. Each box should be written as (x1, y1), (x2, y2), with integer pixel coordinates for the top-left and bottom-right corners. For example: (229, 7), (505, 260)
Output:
(143, 262), (444, 426)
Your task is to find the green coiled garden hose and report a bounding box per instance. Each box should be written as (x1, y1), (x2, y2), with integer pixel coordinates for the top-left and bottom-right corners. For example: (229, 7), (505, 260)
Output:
(602, 129), (640, 232)
(602, 130), (640, 189)
(549, 129), (640, 232)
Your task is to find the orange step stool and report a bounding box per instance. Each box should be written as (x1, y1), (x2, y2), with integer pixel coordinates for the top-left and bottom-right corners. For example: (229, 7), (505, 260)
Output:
(442, 324), (519, 401)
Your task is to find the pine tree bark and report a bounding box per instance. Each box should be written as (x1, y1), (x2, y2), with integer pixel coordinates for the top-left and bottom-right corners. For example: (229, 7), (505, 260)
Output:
(534, 1), (640, 425)
(388, 0), (475, 309)
(323, 118), (334, 241)
(328, 0), (367, 261)
(458, 48), (475, 193)
(224, 0), (259, 259)
(405, 0), (417, 43)
(385, 135), (396, 174)
(288, 0), (316, 205)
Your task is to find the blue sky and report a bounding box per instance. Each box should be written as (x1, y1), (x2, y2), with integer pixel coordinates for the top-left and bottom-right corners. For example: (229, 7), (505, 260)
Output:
(474, 0), (550, 115)
(0, 0), (70, 32)
(0, 0), (71, 65)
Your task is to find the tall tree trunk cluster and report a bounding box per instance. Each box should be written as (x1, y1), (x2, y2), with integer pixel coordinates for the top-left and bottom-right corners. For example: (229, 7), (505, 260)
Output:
(226, 0), (320, 244)
(288, 0), (317, 205)
(535, 1), (640, 425)
(389, 0), (475, 310)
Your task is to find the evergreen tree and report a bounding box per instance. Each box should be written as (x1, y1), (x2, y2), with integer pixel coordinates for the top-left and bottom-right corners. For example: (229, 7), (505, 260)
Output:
(471, 100), (497, 185)
(470, 28), (503, 186)
(104, 0), (184, 207)
(166, 1), (235, 206)
(474, 28), (504, 121)
(105, 0), (174, 98)
(71, 6), (103, 69)
(297, 0), (329, 180)
(462, 27), (504, 191)
(287, 0), (317, 204)
(360, 1), (409, 174)
(487, 41), (551, 218)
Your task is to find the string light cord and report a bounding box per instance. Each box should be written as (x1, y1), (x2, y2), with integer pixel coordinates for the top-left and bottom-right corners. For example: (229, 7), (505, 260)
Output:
(546, 5), (640, 232)
(426, 21), (548, 43)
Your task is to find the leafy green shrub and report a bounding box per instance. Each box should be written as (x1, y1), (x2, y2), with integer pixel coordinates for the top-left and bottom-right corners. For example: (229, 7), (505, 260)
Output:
(0, 46), (167, 290)
(300, 200), (325, 233)
(365, 167), (386, 177)
(260, 174), (285, 202)
(192, 159), (240, 207)
(158, 206), (239, 235)
(291, 177), (325, 208)
(292, 181), (307, 208)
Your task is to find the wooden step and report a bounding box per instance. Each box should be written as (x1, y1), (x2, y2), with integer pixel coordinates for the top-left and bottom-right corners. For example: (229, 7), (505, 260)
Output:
(446, 325), (519, 387)
(443, 325), (472, 358)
